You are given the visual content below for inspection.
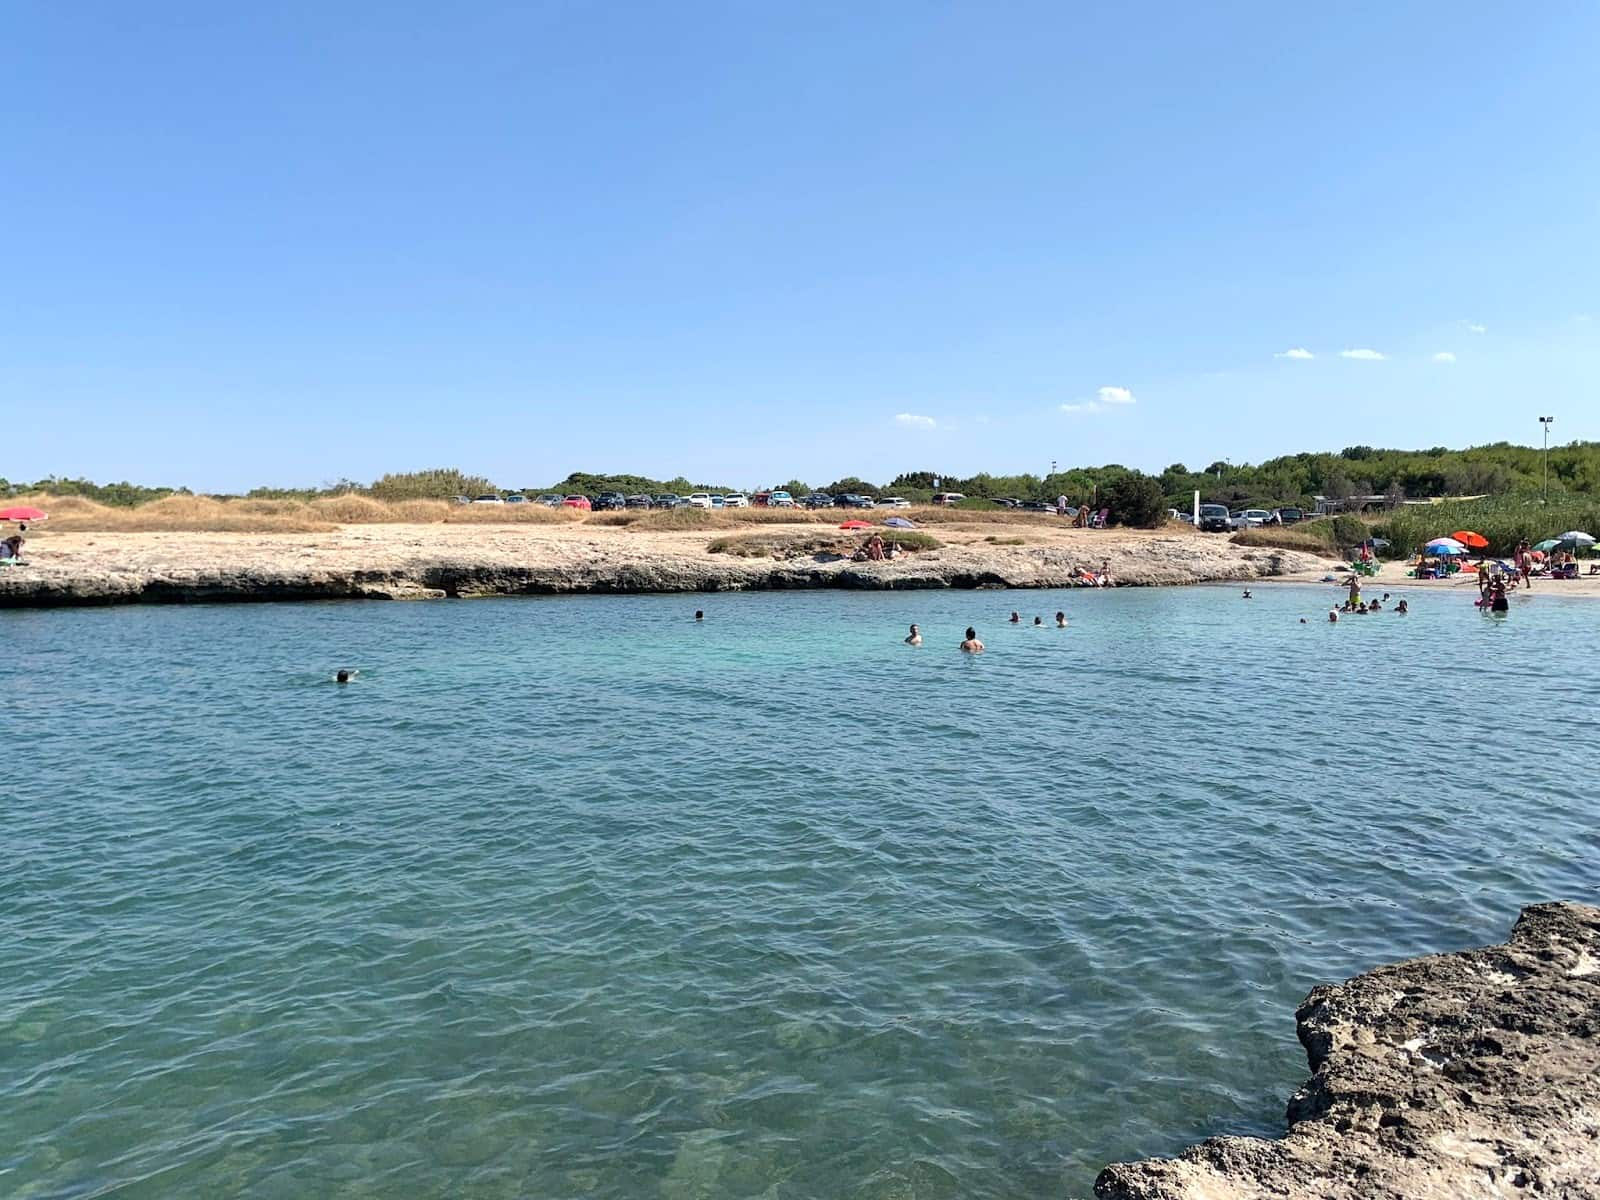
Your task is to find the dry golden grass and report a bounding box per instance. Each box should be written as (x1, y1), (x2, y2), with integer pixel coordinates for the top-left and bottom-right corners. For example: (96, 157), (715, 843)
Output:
(1230, 526), (1335, 552)
(17, 494), (337, 533)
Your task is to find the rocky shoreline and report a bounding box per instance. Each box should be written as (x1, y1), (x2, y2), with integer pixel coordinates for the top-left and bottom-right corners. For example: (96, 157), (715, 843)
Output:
(1096, 902), (1600, 1199)
(0, 524), (1339, 608)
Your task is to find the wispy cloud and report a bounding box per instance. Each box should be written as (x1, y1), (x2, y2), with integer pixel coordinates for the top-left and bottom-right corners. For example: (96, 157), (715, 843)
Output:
(1340, 348), (1387, 361)
(1061, 386), (1137, 415)
(894, 413), (937, 430)
(1463, 321), (1487, 334)
(1275, 347), (1315, 360)
(1432, 351), (1457, 364)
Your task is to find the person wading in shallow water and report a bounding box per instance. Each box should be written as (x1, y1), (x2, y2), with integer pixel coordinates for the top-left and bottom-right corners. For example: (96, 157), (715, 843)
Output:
(959, 627), (984, 653)
(904, 624), (922, 646)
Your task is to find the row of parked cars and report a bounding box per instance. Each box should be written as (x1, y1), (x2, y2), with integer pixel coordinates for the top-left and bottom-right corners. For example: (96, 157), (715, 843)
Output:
(455, 491), (918, 511)
(1186, 505), (1306, 532)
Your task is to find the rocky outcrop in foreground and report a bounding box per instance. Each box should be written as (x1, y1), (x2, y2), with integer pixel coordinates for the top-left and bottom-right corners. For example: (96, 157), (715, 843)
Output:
(0, 526), (1338, 607)
(1096, 902), (1600, 1200)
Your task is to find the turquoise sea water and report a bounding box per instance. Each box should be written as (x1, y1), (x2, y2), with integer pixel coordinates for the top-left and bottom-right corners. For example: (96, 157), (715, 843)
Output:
(4, 585), (1596, 1199)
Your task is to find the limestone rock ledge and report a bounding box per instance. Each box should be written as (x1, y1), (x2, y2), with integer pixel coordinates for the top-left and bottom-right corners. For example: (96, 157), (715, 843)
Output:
(1095, 902), (1600, 1200)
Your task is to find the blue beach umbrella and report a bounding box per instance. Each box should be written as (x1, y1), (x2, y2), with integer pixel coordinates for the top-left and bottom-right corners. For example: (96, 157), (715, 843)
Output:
(1424, 537), (1467, 556)
(883, 516), (916, 529)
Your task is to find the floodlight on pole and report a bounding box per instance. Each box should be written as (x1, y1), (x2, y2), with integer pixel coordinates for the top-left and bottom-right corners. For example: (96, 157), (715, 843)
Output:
(1540, 416), (1555, 503)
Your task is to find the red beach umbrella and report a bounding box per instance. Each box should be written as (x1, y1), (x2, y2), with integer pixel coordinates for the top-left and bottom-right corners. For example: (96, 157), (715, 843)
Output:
(0, 506), (46, 522)
(839, 520), (872, 530)
(1451, 530), (1488, 550)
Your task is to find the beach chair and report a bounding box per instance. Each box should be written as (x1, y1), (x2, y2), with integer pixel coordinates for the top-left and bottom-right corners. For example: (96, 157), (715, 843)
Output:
(1089, 508), (1109, 528)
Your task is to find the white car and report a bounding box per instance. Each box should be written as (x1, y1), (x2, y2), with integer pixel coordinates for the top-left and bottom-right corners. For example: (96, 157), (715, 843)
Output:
(686, 493), (713, 509)
(471, 494), (504, 505)
(723, 493), (749, 508)
(878, 497), (911, 509)
(767, 490), (795, 507)
(1230, 509), (1272, 529)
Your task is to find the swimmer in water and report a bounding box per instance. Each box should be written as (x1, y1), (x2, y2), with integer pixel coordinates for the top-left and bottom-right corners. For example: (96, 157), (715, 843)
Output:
(334, 669), (357, 684)
(1033, 616), (1042, 626)
(1009, 612), (1021, 624)
(905, 623), (922, 646)
(1242, 589), (1252, 599)
(1328, 610), (1338, 623)
(1299, 617), (1308, 624)
(694, 610), (704, 621)
(1055, 611), (1067, 627)
(1395, 599), (1409, 614)
(959, 627), (984, 653)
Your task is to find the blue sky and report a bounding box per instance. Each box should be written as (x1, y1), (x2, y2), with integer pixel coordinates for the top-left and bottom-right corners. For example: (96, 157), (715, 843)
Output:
(4, 2), (1597, 491)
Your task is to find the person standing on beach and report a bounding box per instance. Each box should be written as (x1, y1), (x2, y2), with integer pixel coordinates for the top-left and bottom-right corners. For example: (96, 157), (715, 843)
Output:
(960, 627), (984, 653)
(1515, 540), (1533, 588)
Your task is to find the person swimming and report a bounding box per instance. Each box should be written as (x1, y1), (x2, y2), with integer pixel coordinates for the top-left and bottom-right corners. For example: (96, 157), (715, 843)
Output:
(1242, 589), (1252, 599)
(1033, 616), (1042, 626)
(1395, 599), (1409, 614)
(1055, 611), (1067, 627)
(960, 627), (984, 653)
(1009, 612), (1020, 624)
(1328, 610), (1338, 623)
(905, 623), (922, 646)
(694, 610), (704, 621)
(334, 669), (357, 684)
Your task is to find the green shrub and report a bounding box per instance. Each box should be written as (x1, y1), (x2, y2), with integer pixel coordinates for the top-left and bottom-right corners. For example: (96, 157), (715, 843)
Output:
(1329, 514), (1369, 549)
(1102, 472), (1166, 528)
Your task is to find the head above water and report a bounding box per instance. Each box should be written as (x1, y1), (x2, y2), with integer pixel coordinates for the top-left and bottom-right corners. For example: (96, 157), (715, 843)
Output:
(909, 623), (919, 633)
(694, 610), (704, 620)
(965, 627), (976, 640)
(335, 669), (351, 683)
(1009, 612), (1020, 622)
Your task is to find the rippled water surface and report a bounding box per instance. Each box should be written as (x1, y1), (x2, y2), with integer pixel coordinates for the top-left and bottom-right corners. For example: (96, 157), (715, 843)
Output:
(4, 585), (1597, 1198)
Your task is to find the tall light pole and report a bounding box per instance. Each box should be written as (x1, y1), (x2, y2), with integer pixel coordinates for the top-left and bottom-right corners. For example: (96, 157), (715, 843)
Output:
(1540, 416), (1555, 503)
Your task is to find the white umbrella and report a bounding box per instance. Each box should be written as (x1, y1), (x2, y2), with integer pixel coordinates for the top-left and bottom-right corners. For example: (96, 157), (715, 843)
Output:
(1555, 530), (1595, 545)
(1424, 537), (1467, 556)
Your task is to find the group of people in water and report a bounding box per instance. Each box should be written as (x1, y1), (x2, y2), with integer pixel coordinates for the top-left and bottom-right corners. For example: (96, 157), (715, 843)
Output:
(902, 609), (1069, 653)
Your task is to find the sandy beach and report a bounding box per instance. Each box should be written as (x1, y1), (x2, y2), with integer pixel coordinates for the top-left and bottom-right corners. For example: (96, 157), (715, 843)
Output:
(0, 518), (1349, 607)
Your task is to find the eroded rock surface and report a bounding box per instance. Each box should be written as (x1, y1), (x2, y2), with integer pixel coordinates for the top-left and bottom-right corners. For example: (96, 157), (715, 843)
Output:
(0, 525), (1339, 607)
(1096, 902), (1600, 1199)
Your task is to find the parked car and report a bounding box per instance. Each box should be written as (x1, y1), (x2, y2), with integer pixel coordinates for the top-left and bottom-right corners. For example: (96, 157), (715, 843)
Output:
(1198, 503), (1232, 532)
(1230, 509), (1272, 529)
(767, 490), (795, 507)
(591, 491), (626, 511)
(471, 494), (504, 504)
(538, 493), (564, 507)
(877, 496), (911, 509)
(931, 492), (966, 506)
(836, 494), (874, 509)
(504, 494), (529, 504)
(1017, 500), (1052, 512)
(452, 495), (472, 505)
(686, 493), (713, 509)
(992, 497), (1019, 509)
(624, 494), (653, 509)
(561, 494), (592, 510)
(803, 493), (835, 509)
(723, 493), (749, 508)
(1272, 507), (1305, 525)
(653, 494), (681, 508)
(1166, 508), (1195, 525)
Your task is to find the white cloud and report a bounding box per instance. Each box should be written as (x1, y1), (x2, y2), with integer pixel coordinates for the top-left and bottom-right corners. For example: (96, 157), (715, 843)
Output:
(1275, 347), (1315, 360)
(894, 413), (937, 430)
(1340, 348), (1387, 361)
(1463, 321), (1487, 334)
(1061, 386), (1137, 415)
(1432, 351), (1457, 363)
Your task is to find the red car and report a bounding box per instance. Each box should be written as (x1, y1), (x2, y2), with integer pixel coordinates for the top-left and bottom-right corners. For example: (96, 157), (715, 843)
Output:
(561, 495), (592, 510)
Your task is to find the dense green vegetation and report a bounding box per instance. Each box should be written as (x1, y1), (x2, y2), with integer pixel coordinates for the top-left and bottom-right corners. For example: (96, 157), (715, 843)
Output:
(10, 443), (1600, 534)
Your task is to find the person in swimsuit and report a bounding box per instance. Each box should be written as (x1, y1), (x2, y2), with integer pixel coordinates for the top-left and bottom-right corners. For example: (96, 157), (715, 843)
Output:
(1009, 612), (1021, 623)
(1395, 599), (1408, 614)
(1489, 581), (1509, 613)
(695, 610), (704, 621)
(960, 627), (984, 653)
(904, 624), (922, 646)
(334, 669), (357, 684)
(1328, 610), (1338, 623)
(1055, 611), (1067, 627)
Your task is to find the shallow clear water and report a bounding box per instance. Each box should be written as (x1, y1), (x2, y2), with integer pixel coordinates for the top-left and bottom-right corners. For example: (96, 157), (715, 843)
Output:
(3, 585), (1596, 1199)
